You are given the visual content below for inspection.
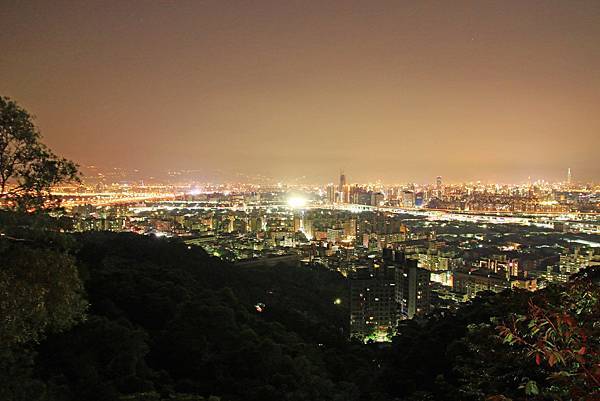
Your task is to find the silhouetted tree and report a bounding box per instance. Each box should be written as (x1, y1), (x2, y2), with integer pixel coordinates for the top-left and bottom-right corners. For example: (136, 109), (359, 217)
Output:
(0, 96), (79, 210)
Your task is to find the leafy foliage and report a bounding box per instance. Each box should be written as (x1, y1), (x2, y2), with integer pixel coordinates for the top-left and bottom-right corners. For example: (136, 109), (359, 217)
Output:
(0, 224), (87, 401)
(0, 243), (87, 346)
(0, 96), (79, 210)
(498, 269), (600, 400)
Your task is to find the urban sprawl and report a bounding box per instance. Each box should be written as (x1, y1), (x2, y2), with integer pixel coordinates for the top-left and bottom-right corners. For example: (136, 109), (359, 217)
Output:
(51, 169), (600, 342)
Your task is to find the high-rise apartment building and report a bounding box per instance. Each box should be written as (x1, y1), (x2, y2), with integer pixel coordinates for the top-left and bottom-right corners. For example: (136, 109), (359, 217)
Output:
(326, 184), (336, 204)
(350, 265), (398, 341)
(349, 251), (432, 341)
(395, 258), (431, 319)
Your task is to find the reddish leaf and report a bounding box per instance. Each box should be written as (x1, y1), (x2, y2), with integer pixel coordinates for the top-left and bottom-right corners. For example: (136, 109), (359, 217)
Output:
(548, 353), (557, 367)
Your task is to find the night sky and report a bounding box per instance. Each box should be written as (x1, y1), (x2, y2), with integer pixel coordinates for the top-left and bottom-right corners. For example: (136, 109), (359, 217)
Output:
(2, 1), (599, 183)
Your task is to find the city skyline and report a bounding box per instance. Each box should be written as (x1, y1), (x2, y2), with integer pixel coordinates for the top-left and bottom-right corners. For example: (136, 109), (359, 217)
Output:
(75, 163), (586, 186)
(2, 1), (600, 183)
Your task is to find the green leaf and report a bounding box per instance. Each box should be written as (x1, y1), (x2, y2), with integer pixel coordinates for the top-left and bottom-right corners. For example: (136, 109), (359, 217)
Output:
(525, 380), (539, 396)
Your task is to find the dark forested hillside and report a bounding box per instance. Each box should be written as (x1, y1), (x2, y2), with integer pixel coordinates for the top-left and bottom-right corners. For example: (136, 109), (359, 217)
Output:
(34, 232), (377, 401)
(1, 226), (598, 401)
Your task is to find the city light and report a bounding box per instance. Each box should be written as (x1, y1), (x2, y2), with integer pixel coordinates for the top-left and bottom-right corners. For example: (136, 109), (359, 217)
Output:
(287, 196), (307, 209)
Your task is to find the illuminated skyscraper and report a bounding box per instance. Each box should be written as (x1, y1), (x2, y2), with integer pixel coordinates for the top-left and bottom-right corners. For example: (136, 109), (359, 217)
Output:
(326, 184), (336, 204)
(342, 185), (350, 204)
(567, 168), (572, 186)
(436, 176), (442, 197)
(339, 171), (347, 192)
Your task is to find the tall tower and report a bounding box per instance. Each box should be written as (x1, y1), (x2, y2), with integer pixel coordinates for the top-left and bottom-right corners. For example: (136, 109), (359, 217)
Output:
(339, 171), (347, 192)
(436, 176), (442, 197)
(567, 168), (572, 186)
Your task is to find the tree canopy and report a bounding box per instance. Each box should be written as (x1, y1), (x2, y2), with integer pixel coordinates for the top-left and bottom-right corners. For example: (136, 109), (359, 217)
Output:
(0, 96), (78, 210)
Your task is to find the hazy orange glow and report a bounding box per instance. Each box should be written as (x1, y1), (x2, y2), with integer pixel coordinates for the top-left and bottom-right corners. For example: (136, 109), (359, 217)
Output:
(2, 1), (599, 183)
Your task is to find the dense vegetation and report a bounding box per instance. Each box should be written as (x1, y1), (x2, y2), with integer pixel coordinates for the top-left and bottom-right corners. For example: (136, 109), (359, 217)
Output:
(0, 219), (375, 401)
(1, 215), (598, 401)
(380, 271), (599, 401)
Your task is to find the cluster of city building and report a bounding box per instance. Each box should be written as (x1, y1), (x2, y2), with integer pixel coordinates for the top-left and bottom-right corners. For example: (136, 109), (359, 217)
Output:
(53, 170), (600, 342)
(325, 170), (600, 214)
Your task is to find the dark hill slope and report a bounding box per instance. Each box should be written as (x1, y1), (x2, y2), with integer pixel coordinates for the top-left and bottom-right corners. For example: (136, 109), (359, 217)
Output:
(36, 232), (376, 401)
